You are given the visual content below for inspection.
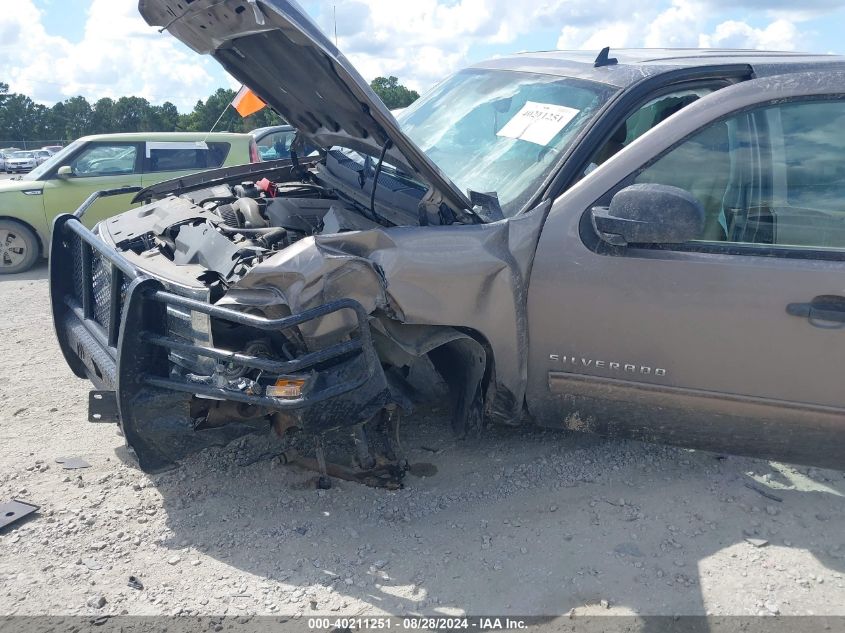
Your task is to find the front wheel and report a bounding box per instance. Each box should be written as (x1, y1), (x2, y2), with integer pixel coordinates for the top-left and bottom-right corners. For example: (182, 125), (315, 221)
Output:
(0, 219), (40, 274)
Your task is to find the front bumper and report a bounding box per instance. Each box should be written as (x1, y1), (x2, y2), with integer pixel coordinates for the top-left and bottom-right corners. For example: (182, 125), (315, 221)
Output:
(50, 213), (392, 472)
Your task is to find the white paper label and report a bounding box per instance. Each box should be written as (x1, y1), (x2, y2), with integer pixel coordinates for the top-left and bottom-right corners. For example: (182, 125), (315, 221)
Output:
(496, 101), (580, 146)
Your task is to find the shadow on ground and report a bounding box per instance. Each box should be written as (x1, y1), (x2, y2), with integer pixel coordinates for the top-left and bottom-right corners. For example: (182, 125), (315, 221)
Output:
(0, 260), (48, 283)
(130, 408), (845, 619)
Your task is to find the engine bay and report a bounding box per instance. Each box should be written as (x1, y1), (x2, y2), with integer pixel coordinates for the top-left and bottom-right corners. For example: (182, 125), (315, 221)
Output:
(106, 172), (385, 294)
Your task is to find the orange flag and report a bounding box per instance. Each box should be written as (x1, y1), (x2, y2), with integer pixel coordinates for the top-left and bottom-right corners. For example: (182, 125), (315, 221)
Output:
(232, 86), (266, 117)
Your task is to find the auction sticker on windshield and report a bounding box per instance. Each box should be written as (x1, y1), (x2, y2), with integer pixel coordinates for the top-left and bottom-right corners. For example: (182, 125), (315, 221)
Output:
(496, 101), (580, 146)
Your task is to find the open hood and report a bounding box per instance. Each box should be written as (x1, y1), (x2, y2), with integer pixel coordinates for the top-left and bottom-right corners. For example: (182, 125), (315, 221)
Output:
(139, 0), (472, 218)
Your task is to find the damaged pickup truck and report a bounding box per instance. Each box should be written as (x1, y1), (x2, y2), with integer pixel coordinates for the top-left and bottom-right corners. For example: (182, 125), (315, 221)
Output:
(51, 0), (845, 483)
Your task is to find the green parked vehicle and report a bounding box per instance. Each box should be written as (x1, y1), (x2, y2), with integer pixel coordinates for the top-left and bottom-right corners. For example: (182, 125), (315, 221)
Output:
(0, 132), (258, 273)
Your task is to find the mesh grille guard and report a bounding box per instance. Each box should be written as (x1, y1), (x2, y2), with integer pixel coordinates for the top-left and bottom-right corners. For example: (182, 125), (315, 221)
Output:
(49, 212), (383, 411)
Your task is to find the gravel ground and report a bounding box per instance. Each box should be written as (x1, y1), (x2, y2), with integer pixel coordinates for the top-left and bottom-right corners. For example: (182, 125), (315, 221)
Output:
(1, 263), (844, 618)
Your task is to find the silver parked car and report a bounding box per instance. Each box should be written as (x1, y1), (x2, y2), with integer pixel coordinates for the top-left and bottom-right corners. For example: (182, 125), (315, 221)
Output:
(0, 149), (21, 171)
(32, 150), (52, 165)
(5, 151), (38, 173)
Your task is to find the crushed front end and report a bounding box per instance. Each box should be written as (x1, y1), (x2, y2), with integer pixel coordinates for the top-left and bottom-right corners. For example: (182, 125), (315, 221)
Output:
(49, 193), (403, 482)
(49, 146), (539, 488)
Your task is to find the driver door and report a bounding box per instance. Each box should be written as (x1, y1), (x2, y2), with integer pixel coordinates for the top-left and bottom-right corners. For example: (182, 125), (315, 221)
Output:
(526, 73), (845, 469)
(42, 141), (143, 229)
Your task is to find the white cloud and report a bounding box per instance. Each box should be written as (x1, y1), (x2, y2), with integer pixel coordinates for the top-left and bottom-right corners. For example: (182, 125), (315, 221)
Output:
(0, 0), (233, 110)
(699, 18), (799, 49)
(324, 0), (626, 91)
(645, 0), (704, 47)
(0, 0), (827, 111)
(555, 0), (802, 53)
(554, 0), (706, 50)
(556, 22), (634, 50)
(322, 0), (503, 91)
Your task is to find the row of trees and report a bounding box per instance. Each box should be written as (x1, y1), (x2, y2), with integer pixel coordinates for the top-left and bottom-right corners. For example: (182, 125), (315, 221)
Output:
(0, 76), (420, 147)
(0, 82), (284, 146)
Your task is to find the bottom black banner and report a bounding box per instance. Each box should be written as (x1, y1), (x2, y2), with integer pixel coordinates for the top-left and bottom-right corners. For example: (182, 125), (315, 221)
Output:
(0, 616), (844, 633)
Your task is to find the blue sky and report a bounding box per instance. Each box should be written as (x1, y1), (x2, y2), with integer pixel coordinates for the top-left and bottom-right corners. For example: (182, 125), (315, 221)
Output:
(5, 0), (845, 112)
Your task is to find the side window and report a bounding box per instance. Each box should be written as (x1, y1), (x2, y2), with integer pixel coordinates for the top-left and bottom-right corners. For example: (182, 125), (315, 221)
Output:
(68, 144), (138, 177)
(206, 142), (230, 167)
(144, 142), (230, 173)
(780, 104), (845, 215)
(633, 98), (845, 250)
(257, 131), (294, 160)
(587, 87), (717, 171)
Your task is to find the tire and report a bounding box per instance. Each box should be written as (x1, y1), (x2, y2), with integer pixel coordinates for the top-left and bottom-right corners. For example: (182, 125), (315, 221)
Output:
(0, 219), (40, 274)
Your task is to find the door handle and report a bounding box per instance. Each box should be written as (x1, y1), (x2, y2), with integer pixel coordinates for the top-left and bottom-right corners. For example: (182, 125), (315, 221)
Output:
(787, 295), (845, 328)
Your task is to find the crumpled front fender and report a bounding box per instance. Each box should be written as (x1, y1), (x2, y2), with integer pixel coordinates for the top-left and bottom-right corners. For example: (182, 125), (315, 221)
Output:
(220, 202), (549, 424)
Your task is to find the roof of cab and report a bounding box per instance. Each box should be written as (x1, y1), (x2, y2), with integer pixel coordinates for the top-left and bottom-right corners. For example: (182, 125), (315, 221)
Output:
(472, 48), (845, 88)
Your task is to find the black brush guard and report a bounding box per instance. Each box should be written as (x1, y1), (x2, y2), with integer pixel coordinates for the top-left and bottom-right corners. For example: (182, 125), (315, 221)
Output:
(50, 210), (392, 473)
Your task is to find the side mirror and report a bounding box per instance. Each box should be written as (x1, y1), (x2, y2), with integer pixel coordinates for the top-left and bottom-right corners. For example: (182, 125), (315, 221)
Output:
(56, 165), (73, 178)
(591, 183), (704, 246)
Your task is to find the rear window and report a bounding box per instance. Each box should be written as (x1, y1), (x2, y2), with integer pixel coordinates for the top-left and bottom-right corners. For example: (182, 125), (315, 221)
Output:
(144, 142), (231, 173)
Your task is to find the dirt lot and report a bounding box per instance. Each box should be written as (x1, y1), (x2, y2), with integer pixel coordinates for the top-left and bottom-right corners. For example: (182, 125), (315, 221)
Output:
(1, 263), (844, 618)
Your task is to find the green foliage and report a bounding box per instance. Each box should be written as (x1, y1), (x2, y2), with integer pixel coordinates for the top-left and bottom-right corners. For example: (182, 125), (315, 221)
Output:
(0, 83), (285, 146)
(0, 74), (418, 147)
(179, 88), (286, 132)
(90, 98), (117, 135)
(181, 88), (240, 132)
(369, 76), (419, 110)
(55, 96), (93, 139)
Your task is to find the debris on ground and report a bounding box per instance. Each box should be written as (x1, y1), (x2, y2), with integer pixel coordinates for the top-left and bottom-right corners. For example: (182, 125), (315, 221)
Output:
(86, 594), (107, 609)
(745, 482), (783, 502)
(0, 499), (38, 530)
(55, 457), (91, 470)
(81, 557), (102, 571)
